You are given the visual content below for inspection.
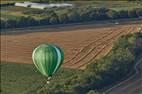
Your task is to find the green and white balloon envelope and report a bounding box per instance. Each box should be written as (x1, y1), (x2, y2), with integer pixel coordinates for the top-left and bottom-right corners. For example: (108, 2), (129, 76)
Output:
(32, 44), (64, 80)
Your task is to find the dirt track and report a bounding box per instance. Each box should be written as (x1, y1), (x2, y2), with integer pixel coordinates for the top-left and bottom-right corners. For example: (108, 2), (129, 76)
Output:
(1, 24), (142, 69)
(105, 57), (142, 94)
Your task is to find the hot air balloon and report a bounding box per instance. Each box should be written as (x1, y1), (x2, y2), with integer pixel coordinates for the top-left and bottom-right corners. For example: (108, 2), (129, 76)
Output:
(32, 44), (64, 83)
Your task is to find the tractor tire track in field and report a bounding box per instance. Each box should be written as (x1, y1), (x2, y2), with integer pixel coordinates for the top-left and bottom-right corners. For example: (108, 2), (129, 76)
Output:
(71, 29), (126, 69)
(78, 42), (112, 69)
(64, 27), (125, 68)
(64, 25), (141, 69)
(64, 27), (122, 65)
(63, 28), (117, 63)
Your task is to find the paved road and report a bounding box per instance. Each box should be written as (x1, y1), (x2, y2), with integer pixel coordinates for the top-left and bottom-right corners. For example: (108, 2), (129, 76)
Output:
(105, 57), (142, 94)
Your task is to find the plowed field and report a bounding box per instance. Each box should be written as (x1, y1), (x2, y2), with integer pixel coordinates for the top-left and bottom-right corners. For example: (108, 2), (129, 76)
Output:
(1, 24), (142, 69)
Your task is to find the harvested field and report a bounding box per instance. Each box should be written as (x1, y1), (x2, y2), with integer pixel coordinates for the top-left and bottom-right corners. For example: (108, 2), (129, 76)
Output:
(1, 24), (142, 69)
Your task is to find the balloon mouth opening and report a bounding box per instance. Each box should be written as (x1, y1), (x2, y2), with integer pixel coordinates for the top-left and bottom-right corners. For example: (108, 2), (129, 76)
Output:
(48, 76), (52, 80)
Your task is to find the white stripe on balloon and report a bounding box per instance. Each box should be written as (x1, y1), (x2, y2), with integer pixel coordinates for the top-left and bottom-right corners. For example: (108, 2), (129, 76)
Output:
(52, 45), (62, 74)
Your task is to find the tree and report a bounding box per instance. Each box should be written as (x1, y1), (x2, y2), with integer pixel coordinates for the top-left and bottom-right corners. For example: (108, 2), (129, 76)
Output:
(0, 19), (6, 29)
(7, 19), (17, 28)
(26, 16), (39, 26)
(136, 8), (142, 17)
(18, 16), (28, 27)
(128, 9), (138, 18)
(97, 8), (109, 20)
(67, 9), (80, 22)
(88, 8), (100, 20)
(48, 12), (59, 24)
(58, 13), (68, 24)
(49, 16), (59, 24)
(79, 7), (91, 21)
(118, 10), (128, 18)
(40, 16), (50, 25)
(107, 10), (119, 19)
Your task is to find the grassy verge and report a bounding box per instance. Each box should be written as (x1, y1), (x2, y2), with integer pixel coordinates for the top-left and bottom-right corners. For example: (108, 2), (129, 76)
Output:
(0, 62), (77, 94)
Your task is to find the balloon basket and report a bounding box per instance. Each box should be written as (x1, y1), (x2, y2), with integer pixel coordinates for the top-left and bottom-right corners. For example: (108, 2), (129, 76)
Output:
(46, 81), (50, 84)
(46, 77), (51, 84)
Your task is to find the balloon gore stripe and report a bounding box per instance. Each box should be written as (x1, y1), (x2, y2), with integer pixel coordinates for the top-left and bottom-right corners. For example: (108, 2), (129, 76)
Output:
(52, 45), (62, 74)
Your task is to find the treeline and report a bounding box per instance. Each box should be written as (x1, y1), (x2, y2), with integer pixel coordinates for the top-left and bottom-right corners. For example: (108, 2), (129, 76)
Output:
(36, 33), (142, 94)
(0, 2), (15, 7)
(1, 7), (142, 29)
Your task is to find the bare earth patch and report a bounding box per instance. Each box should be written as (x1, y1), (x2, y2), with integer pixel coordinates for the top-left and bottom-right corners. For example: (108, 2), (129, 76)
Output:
(1, 24), (142, 69)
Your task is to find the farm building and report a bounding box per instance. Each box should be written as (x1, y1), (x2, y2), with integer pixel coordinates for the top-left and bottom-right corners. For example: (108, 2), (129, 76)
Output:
(23, 2), (47, 9)
(47, 3), (73, 8)
(30, 4), (48, 9)
(15, 2), (31, 7)
(15, 2), (73, 9)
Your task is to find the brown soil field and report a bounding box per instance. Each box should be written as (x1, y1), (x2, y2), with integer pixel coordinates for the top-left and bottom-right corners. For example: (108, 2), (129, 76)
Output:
(1, 24), (142, 69)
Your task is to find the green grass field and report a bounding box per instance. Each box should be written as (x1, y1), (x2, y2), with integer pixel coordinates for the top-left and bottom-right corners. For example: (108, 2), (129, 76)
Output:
(0, 62), (76, 94)
(70, 1), (142, 9)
